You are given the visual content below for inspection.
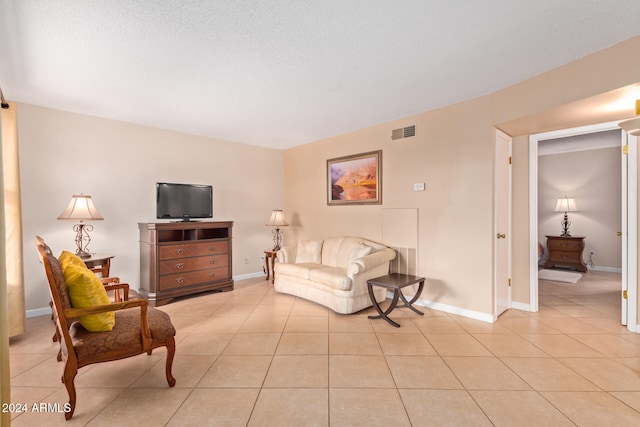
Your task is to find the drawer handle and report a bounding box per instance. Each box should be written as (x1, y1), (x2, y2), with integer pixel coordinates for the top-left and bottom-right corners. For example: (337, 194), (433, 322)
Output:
(209, 259), (215, 264)
(209, 246), (216, 251)
(175, 277), (184, 284)
(176, 263), (184, 269)
(176, 248), (184, 255)
(209, 272), (215, 278)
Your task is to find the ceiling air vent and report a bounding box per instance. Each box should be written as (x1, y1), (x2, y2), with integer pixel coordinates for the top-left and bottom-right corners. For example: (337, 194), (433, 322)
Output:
(391, 125), (416, 140)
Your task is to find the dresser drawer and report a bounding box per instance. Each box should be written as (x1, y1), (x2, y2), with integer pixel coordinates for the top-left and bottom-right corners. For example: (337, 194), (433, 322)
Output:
(159, 267), (230, 290)
(159, 241), (229, 260)
(549, 251), (581, 263)
(548, 239), (580, 251)
(159, 254), (229, 275)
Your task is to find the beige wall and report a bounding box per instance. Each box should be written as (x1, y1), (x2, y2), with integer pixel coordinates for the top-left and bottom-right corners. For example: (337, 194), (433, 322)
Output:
(283, 36), (640, 321)
(19, 104), (284, 311)
(284, 98), (496, 315)
(538, 147), (622, 270)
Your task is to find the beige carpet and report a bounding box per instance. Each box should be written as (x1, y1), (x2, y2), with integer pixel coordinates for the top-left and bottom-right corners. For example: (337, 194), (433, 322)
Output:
(538, 269), (582, 283)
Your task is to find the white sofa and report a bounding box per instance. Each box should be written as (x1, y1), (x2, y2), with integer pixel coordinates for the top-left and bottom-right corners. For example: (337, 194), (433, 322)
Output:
(274, 236), (396, 314)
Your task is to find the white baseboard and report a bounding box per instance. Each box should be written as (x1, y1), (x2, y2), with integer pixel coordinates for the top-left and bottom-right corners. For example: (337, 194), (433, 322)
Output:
(26, 307), (52, 319)
(587, 266), (623, 273)
(388, 291), (494, 323)
(234, 272), (267, 281)
(511, 301), (533, 312)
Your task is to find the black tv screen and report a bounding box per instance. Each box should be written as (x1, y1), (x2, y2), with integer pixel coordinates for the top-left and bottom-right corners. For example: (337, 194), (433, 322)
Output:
(156, 182), (213, 221)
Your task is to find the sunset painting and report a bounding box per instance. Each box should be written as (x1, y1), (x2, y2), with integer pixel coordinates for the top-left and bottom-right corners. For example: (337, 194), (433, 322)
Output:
(327, 151), (381, 205)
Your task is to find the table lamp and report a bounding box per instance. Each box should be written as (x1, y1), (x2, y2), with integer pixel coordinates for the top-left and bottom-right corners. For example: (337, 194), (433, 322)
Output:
(266, 209), (288, 251)
(58, 194), (104, 257)
(554, 196), (577, 237)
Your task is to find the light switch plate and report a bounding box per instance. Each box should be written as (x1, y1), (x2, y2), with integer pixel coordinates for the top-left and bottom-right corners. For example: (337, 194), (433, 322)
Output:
(413, 182), (425, 191)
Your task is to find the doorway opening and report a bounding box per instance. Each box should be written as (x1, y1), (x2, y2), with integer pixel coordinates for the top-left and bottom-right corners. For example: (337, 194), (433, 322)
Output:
(529, 121), (638, 332)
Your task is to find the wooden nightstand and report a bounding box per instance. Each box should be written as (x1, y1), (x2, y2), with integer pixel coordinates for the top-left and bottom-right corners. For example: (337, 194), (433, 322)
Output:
(543, 235), (587, 272)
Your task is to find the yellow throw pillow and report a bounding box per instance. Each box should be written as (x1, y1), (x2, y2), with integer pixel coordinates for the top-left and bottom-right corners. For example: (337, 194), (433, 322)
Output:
(62, 263), (115, 332)
(59, 250), (87, 269)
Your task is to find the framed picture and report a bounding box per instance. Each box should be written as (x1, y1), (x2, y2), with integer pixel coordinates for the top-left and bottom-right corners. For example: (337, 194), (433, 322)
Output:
(327, 150), (382, 205)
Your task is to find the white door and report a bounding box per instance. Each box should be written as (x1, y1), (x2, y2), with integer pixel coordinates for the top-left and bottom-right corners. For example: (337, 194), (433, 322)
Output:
(621, 132), (629, 325)
(622, 131), (638, 327)
(494, 129), (512, 318)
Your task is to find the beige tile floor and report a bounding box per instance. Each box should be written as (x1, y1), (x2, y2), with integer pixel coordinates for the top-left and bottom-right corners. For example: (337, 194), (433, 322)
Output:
(8, 270), (640, 426)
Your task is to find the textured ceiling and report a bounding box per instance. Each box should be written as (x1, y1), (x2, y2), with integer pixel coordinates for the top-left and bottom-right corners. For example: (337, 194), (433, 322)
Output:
(1, 1), (640, 149)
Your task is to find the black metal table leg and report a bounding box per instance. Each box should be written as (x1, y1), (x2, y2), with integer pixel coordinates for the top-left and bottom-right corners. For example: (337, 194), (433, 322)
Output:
(366, 274), (426, 327)
(367, 284), (401, 327)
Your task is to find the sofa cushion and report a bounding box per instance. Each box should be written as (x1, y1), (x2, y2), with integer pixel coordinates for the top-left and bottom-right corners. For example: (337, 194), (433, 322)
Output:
(295, 240), (323, 264)
(308, 267), (352, 291)
(335, 241), (373, 268)
(276, 262), (325, 280)
(321, 237), (345, 266)
(322, 237), (374, 267)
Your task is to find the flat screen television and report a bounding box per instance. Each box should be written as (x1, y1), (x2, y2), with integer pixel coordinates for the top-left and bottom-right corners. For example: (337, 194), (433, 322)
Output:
(156, 182), (213, 221)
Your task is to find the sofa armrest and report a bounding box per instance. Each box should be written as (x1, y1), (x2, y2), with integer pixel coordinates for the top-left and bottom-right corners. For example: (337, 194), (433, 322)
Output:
(277, 245), (297, 263)
(348, 248), (396, 276)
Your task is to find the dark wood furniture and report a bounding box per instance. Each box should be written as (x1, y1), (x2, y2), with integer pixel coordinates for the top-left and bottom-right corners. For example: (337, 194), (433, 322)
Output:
(83, 253), (114, 277)
(138, 221), (234, 306)
(264, 250), (277, 284)
(35, 237), (176, 420)
(366, 273), (425, 328)
(543, 235), (587, 272)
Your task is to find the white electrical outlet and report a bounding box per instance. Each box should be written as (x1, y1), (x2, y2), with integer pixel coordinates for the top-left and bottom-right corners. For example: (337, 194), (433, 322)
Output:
(413, 182), (425, 191)
(244, 257), (250, 264)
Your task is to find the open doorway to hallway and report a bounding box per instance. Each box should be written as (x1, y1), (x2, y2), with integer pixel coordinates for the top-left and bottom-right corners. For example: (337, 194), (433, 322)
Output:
(529, 122), (637, 331)
(537, 129), (622, 318)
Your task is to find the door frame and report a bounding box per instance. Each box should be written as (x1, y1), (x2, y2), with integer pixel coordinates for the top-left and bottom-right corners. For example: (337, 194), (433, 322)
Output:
(494, 129), (512, 318)
(528, 121), (638, 332)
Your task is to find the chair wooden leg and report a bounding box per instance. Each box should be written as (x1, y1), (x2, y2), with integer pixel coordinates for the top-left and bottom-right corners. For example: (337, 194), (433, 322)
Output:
(62, 362), (78, 420)
(165, 338), (176, 387)
(53, 327), (63, 362)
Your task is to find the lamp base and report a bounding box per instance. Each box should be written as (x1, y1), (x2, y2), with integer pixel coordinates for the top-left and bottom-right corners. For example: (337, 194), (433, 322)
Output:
(560, 212), (571, 237)
(271, 227), (283, 253)
(72, 223), (95, 258)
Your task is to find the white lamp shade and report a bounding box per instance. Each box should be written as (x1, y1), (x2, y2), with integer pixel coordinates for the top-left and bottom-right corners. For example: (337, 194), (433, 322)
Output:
(58, 194), (104, 221)
(554, 197), (577, 213)
(266, 209), (288, 227)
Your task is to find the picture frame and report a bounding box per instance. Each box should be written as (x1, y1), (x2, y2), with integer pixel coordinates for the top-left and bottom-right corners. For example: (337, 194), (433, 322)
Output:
(327, 150), (382, 205)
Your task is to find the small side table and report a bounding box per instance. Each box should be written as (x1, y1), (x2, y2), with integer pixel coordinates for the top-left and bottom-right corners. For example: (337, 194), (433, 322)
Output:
(82, 254), (114, 278)
(367, 273), (425, 328)
(264, 250), (278, 284)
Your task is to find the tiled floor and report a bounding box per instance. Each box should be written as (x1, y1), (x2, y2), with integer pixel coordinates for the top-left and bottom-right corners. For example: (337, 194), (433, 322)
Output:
(8, 270), (640, 426)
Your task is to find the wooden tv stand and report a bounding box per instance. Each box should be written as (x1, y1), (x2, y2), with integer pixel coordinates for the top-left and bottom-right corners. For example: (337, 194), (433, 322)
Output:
(138, 221), (234, 306)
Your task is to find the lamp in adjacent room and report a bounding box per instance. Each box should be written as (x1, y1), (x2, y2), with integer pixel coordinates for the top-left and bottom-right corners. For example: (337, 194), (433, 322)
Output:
(58, 194), (104, 257)
(618, 99), (640, 136)
(554, 196), (577, 237)
(266, 209), (288, 251)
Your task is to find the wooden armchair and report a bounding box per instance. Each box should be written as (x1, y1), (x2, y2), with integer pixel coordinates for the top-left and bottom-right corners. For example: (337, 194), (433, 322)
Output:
(100, 276), (140, 302)
(35, 237), (176, 420)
